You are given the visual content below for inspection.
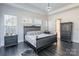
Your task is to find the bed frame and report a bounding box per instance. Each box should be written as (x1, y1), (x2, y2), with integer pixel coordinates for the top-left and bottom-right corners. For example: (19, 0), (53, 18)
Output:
(23, 26), (57, 53)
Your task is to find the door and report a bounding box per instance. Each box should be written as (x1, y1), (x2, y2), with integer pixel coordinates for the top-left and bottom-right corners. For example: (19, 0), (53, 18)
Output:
(61, 22), (73, 42)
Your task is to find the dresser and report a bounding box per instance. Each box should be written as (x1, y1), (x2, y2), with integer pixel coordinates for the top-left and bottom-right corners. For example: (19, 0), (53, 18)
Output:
(61, 22), (73, 43)
(4, 35), (18, 47)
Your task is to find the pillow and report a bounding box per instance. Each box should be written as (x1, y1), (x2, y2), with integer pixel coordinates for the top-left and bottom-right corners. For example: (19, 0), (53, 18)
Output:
(27, 31), (42, 35)
(27, 31), (34, 35)
(35, 31), (42, 35)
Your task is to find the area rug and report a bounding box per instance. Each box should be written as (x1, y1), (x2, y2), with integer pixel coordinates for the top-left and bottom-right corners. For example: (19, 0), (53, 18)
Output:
(21, 48), (37, 56)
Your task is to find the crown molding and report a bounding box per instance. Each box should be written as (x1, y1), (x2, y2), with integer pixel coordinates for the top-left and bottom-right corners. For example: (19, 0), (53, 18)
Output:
(49, 4), (79, 15)
(2, 3), (79, 16)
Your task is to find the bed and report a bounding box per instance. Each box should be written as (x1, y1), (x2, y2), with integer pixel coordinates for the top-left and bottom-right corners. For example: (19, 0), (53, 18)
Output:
(24, 26), (57, 53)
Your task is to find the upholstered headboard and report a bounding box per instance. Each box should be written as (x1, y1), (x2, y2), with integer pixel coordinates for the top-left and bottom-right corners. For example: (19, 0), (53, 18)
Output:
(23, 26), (41, 41)
(24, 26), (41, 35)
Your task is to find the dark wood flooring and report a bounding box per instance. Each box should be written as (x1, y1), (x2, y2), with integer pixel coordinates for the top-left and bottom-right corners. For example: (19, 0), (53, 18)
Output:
(0, 41), (79, 56)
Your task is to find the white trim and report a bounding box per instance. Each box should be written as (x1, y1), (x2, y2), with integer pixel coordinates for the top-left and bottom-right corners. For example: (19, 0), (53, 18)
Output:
(49, 4), (79, 15)
(2, 4), (79, 17)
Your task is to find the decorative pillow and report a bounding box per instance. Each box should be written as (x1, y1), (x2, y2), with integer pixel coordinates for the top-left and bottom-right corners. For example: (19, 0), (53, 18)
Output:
(27, 31), (42, 35)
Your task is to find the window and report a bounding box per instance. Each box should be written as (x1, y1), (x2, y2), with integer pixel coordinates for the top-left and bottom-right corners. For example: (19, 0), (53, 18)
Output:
(33, 18), (42, 26)
(22, 17), (42, 26)
(4, 15), (17, 36)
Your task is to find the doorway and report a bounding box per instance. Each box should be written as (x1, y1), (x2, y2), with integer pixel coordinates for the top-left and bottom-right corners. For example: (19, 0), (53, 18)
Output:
(56, 17), (61, 40)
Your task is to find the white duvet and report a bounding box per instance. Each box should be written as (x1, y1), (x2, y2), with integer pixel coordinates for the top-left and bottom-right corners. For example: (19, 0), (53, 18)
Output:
(25, 33), (54, 47)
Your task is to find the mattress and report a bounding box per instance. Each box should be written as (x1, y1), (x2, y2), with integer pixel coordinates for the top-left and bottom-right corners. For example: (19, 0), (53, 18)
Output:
(25, 33), (54, 47)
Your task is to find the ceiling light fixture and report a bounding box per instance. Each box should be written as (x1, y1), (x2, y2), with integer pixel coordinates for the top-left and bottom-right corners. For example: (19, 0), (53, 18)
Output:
(47, 3), (51, 11)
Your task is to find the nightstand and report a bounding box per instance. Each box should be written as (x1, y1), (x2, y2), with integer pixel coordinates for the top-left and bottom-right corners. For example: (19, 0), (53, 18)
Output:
(44, 31), (50, 34)
(4, 35), (18, 47)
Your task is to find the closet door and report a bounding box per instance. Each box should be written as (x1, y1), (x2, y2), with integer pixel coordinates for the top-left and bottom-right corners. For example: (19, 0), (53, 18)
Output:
(61, 22), (73, 42)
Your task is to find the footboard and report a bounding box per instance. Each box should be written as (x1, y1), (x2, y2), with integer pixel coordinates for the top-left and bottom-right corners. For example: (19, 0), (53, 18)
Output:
(36, 35), (57, 52)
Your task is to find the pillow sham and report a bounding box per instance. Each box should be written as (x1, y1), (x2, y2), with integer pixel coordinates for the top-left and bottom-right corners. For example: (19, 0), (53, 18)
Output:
(27, 31), (42, 35)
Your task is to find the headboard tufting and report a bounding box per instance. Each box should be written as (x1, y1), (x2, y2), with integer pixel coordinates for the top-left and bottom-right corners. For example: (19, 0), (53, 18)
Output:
(24, 26), (41, 34)
(23, 26), (41, 41)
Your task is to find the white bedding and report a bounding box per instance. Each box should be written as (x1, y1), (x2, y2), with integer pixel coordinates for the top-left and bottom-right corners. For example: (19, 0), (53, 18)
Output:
(25, 33), (54, 47)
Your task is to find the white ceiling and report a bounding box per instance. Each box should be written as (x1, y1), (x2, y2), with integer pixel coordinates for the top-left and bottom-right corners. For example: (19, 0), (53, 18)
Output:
(28, 3), (71, 12)
(5, 3), (72, 15)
